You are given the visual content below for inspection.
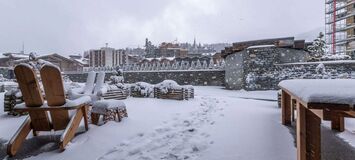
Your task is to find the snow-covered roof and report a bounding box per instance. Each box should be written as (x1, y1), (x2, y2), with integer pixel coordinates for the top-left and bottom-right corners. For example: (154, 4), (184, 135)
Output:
(247, 45), (276, 49)
(74, 58), (88, 65)
(144, 57), (176, 62)
(279, 79), (355, 106)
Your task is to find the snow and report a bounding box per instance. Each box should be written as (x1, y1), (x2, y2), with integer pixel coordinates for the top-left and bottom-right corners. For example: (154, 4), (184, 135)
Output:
(276, 60), (355, 66)
(247, 45), (276, 49)
(321, 54), (351, 61)
(92, 100), (126, 114)
(65, 96), (92, 107)
(279, 79), (355, 106)
(0, 86), (353, 159)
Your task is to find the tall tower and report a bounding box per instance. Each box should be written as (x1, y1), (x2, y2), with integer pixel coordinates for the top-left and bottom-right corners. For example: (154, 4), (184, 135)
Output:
(325, 0), (355, 55)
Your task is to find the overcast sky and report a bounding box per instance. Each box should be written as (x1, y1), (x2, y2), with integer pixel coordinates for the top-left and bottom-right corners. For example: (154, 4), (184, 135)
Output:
(0, 0), (324, 55)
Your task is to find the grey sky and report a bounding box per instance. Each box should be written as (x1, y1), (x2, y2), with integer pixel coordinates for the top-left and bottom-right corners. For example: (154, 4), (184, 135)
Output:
(0, 0), (324, 55)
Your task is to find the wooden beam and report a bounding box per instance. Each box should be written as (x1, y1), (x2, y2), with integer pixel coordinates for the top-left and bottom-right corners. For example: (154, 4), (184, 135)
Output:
(59, 108), (83, 150)
(297, 103), (321, 160)
(7, 117), (32, 156)
(331, 112), (345, 132)
(291, 99), (296, 122)
(281, 90), (292, 125)
(82, 105), (89, 131)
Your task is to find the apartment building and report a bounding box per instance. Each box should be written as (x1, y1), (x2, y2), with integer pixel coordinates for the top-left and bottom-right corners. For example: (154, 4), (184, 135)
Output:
(325, 0), (355, 55)
(86, 46), (124, 67)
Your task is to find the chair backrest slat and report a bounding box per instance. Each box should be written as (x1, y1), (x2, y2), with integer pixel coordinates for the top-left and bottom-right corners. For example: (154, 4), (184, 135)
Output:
(83, 71), (96, 94)
(40, 65), (70, 130)
(14, 65), (51, 131)
(93, 71), (105, 94)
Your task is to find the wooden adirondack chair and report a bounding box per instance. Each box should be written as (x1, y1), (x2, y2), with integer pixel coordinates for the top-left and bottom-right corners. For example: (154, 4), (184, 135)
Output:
(7, 64), (90, 157)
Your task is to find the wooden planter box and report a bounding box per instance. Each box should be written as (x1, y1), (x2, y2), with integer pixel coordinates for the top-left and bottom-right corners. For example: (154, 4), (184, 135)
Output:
(130, 90), (147, 97)
(154, 87), (194, 100)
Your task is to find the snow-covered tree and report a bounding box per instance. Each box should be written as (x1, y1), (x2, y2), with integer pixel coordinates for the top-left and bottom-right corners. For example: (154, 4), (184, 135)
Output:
(166, 62), (171, 70)
(196, 59), (202, 69)
(202, 60), (208, 69)
(307, 32), (326, 58)
(208, 60), (214, 69)
(190, 61), (196, 70)
(179, 60), (185, 70)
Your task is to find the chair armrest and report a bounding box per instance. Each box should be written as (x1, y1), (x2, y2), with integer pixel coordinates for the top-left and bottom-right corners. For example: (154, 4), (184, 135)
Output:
(13, 104), (85, 112)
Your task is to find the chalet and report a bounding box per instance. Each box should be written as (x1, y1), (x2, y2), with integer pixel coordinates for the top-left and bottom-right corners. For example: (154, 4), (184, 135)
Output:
(14, 53), (85, 72)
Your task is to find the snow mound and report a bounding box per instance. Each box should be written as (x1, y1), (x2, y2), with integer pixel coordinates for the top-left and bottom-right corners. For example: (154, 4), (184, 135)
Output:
(155, 80), (183, 94)
(92, 100), (126, 114)
(321, 54), (351, 61)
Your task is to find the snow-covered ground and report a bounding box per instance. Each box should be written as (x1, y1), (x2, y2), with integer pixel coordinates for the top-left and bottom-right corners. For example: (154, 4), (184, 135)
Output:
(0, 86), (354, 160)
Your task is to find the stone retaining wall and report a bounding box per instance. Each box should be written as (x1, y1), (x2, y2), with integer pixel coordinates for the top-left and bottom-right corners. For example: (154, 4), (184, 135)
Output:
(65, 70), (225, 86)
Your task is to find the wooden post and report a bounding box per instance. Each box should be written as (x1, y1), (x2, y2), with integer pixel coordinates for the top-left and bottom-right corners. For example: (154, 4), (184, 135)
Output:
(297, 103), (321, 160)
(281, 90), (292, 125)
(291, 99), (296, 122)
(331, 112), (345, 132)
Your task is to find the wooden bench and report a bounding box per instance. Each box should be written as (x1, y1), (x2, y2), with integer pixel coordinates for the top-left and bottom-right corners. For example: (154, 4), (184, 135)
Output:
(279, 79), (355, 160)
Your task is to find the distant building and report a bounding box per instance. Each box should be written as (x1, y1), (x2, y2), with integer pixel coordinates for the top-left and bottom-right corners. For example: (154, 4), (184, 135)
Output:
(158, 42), (188, 58)
(69, 54), (89, 67)
(86, 46), (124, 67)
(0, 52), (29, 67)
(14, 53), (85, 72)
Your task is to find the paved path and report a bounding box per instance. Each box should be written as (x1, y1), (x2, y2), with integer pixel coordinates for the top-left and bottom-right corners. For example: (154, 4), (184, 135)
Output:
(287, 124), (355, 160)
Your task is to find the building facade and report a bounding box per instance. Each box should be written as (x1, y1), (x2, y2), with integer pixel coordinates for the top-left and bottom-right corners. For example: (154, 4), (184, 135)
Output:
(14, 53), (85, 72)
(0, 53), (29, 67)
(87, 47), (124, 67)
(325, 0), (355, 55)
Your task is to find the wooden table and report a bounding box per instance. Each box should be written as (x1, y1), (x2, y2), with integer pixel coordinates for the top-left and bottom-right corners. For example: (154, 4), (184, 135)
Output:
(279, 80), (355, 160)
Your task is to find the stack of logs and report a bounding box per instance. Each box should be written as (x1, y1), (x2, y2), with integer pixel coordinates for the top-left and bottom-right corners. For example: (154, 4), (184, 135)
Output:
(3, 90), (26, 116)
(154, 87), (194, 100)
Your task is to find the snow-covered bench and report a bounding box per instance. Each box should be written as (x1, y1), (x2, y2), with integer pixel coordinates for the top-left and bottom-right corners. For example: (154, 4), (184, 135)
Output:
(278, 79), (355, 160)
(154, 80), (194, 100)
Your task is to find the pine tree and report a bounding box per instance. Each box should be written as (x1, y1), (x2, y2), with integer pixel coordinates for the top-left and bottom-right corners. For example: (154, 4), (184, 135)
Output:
(202, 60), (208, 69)
(190, 61), (196, 70)
(307, 32), (326, 58)
(196, 59), (202, 69)
(208, 59), (214, 69)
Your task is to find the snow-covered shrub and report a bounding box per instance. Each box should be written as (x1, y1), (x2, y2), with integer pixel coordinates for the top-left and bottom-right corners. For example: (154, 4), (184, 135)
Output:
(0, 74), (9, 82)
(110, 75), (124, 84)
(315, 63), (326, 74)
(131, 82), (154, 97)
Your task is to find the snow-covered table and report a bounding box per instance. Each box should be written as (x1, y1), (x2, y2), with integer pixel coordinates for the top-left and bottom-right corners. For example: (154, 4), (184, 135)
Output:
(279, 79), (355, 160)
